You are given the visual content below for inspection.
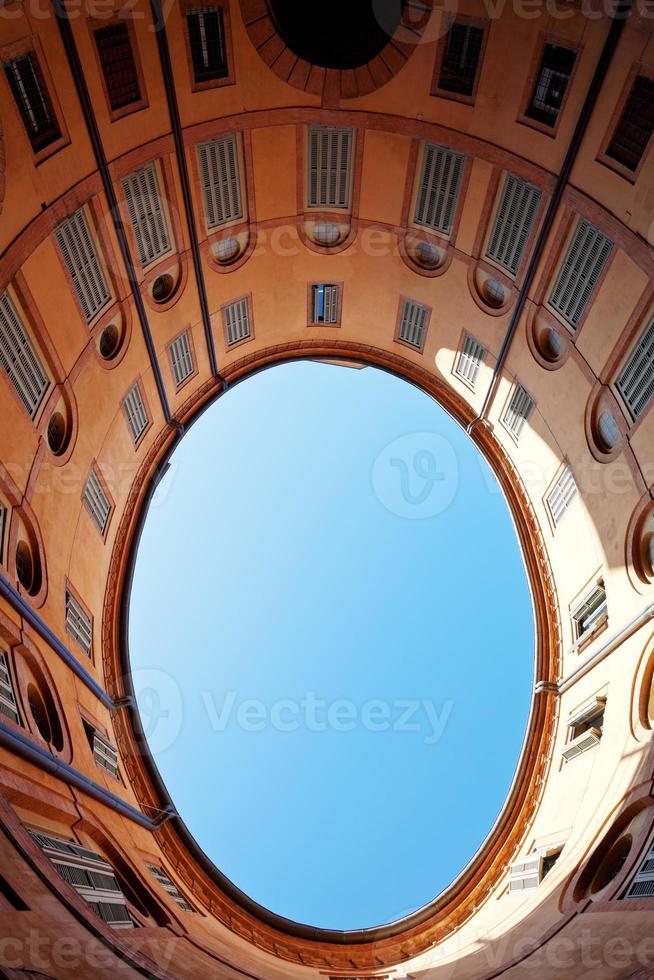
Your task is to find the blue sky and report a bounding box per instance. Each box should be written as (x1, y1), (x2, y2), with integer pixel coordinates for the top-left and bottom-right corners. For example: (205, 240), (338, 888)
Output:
(129, 361), (534, 930)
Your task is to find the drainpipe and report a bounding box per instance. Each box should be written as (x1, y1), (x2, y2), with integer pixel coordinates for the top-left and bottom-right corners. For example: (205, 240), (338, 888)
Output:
(470, 0), (632, 432)
(52, 0), (175, 428)
(149, 0), (222, 384)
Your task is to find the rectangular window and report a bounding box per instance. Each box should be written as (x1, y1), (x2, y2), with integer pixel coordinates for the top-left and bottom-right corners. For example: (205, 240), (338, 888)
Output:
(509, 849), (562, 892)
(4, 52), (60, 153)
(546, 465), (577, 527)
(549, 220), (612, 330)
(83, 720), (119, 777)
(616, 319), (654, 421)
(0, 291), (49, 419)
(310, 284), (339, 324)
(397, 299), (429, 350)
(503, 383), (535, 438)
(94, 23), (141, 112)
(307, 126), (354, 209)
(606, 74), (654, 174)
(65, 590), (92, 657)
(83, 467), (111, 536)
(54, 209), (111, 324)
(623, 841), (654, 899)
(148, 865), (193, 911)
(223, 297), (250, 346)
(0, 651), (20, 725)
(438, 22), (485, 97)
(572, 584), (607, 641)
(121, 163), (171, 269)
(454, 334), (485, 386)
(525, 44), (576, 127)
(168, 331), (194, 387)
(414, 144), (465, 235)
(121, 382), (149, 443)
(29, 830), (133, 928)
(186, 6), (228, 83)
(486, 175), (542, 275)
(562, 697), (605, 761)
(196, 134), (242, 228)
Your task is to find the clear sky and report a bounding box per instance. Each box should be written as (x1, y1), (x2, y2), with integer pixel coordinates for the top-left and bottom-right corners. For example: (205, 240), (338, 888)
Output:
(129, 361), (534, 931)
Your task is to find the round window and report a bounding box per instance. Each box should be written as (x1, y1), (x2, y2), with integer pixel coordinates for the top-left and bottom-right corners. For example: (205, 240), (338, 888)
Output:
(99, 324), (120, 360)
(414, 241), (440, 269)
(484, 279), (505, 308)
(313, 222), (341, 246)
(47, 411), (67, 455)
(15, 541), (34, 593)
(597, 411), (620, 452)
(152, 274), (175, 304)
(215, 238), (240, 264)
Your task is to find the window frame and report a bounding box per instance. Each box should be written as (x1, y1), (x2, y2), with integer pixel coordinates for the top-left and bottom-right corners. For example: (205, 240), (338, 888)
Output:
(517, 35), (580, 138)
(221, 293), (253, 350)
(453, 332), (486, 391)
(598, 63), (654, 184)
(181, 0), (235, 93)
(484, 172), (544, 280)
(54, 204), (113, 327)
(167, 327), (198, 391)
(430, 14), (489, 106)
(88, 14), (149, 123)
(121, 377), (151, 447)
(64, 580), (94, 661)
(0, 36), (69, 164)
(119, 157), (176, 274)
(501, 381), (535, 443)
(307, 282), (343, 327)
(394, 296), (432, 354)
(571, 580), (608, 649)
(81, 461), (114, 541)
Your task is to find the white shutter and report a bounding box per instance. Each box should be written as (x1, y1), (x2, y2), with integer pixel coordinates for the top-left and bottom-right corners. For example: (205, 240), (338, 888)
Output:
(54, 209), (111, 323)
(311, 284), (339, 324)
(503, 383), (535, 437)
(572, 585), (607, 639)
(122, 382), (149, 442)
(65, 590), (92, 656)
(0, 651), (19, 725)
(455, 334), (485, 385)
(508, 856), (541, 892)
(29, 830), (133, 928)
(616, 319), (654, 421)
(624, 842), (654, 899)
(308, 126), (353, 209)
(169, 331), (194, 386)
(197, 134), (243, 228)
(486, 175), (542, 275)
(223, 298), (250, 346)
(121, 163), (171, 268)
(414, 144), (465, 234)
(0, 291), (49, 419)
(398, 299), (429, 349)
(148, 865), (193, 911)
(83, 467), (111, 535)
(92, 730), (119, 777)
(549, 220), (612, 329)
(546, 465), (577, 527)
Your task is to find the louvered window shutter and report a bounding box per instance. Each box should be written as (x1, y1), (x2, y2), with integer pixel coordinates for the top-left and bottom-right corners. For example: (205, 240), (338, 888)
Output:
(616, 319), (654, 421)
(398, 299), (429, 349)
(83, 467), (111, 534)
(455, 335), (485, 385)
(0, 651), (20, 725)
(197, 134), (243, 228)
(169, 331), (194, 386)
(55, 209), (111, 323)
(624, 842), (654, 899)
(414, 144), (465, 234)
(549, 220), (612, 329)
(308, 126), (353, 209)
(65, 590), (92, 656)
(0, 291), (49, 419)
(121, 163), (171, 268)
(223, 298), (250, 346)
(122, 383), (149, 442)
(486, 175), (542, 274)
(503, 383), (535, 437)
(546, 466), (577, 526)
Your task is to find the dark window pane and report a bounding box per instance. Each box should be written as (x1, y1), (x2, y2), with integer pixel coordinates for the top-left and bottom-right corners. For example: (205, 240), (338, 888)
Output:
(607, 74), (654, 172)
(4, 53), (60, 153)
(438, 23), (484, 97)
(526, 44), (576, 126)
(95, 23), (141, 111)
(187, 7), (228, 83)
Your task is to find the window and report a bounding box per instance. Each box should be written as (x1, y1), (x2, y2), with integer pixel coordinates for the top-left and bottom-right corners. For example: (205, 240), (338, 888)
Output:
(616, 318), (654, 421)
(0, 291), (49, 419)
(549, 220), (612, 330)
(122, 382), (149, 443)
(454, 334), (485, 386)
(223, 297), (251, 347)
(414, 144), (465, 235)
(4, 52), (60, 153)
(82, 720), (119, 777)
(310, 284), (339, 325)
(546, 465), (577, 527)
(525, 44), (576, 127)
(148, 865), (193, 911)
(94, 23), (141, 112)
(606, 74), (654, 174)
(562, 696), (605, 761)
(437, 22), (485, 97)
(168, 331), (195, 387)
(121, 163), (171, 269)
(572, 584), (607, 642)
(83, 467), (111, 536)
(509, 848), (562, 891)
(307, 126), (354, 209)
(196, 134), (243, 228)
(397, 299), (429, 350)
(623, 841), (654, 899)
(65, 590), (92, 657)
(0, 651), (20, 726)
(503, 383), (535, 438)
(55, 209), (111, 324)
(486, 175), (542, 275)
(186, 6), (228, 83)
(29, 830), (133, 928)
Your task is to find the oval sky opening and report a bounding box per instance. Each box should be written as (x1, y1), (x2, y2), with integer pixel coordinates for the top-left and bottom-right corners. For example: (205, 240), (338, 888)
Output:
(129, 360), (534, 931)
